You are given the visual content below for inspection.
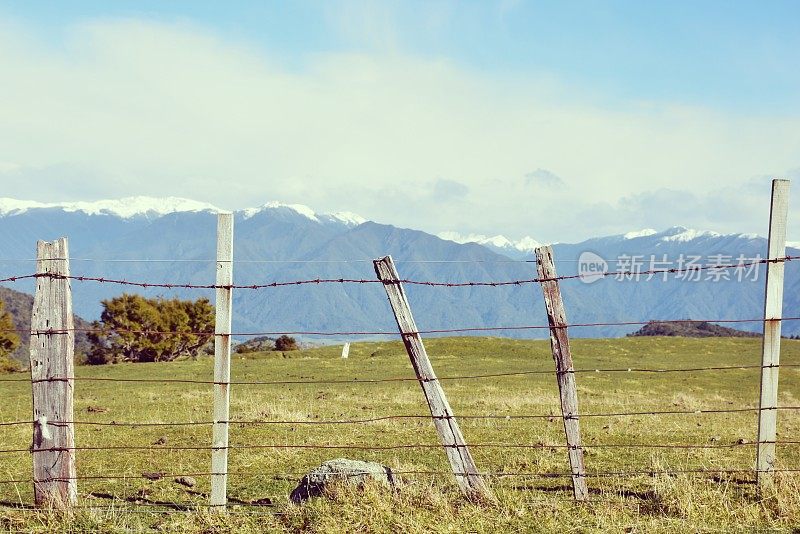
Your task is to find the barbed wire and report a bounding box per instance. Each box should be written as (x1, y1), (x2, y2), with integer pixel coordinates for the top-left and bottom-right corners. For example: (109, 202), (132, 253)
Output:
(1, 255), (793, 289)
(1, 439), (798, 455)
(0, 253), (789, 264)
(1, 467), (798, 486)
(2, 406), (797, 429)
(0, 498), (623, 514)
(1, 360), (798, 387)
(1, 253), (797, 512)
(3, 315), (798, 342)
(2, 258), (537, 264)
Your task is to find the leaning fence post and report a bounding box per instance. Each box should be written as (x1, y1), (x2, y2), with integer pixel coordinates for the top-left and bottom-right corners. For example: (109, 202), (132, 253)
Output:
(535, 245), (589, 501)
(374, 256), (491, 499)
(211, 213), (234, 510)
(756, 178), (790, 488)
(30, 237), (77, 508)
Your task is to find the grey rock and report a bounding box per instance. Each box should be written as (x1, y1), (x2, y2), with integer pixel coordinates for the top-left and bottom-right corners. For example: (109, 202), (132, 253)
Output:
(290, 458), (395, 503)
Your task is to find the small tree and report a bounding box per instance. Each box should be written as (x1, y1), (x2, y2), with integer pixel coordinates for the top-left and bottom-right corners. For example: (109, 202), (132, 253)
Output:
(88, 294), (214, 364)
(0, 300), (20, 372)
(234, 343), (257, 354)
(157, 297), (216, 360)
(275, 335), (298, 351)
(235, 336), (277, 354)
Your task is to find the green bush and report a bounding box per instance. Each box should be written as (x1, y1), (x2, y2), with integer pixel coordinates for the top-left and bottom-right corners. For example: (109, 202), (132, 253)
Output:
(0, 301), (20, 373)
(88, 294), (214, 364)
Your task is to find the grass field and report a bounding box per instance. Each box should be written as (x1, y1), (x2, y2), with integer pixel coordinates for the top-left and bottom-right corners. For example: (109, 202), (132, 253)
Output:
(2, 336), (800, 532)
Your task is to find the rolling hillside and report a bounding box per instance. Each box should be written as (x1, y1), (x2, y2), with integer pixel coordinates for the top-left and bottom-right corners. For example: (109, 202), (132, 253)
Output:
(0, 286), (92, 365)
(628, 320), (761, 338)
(0, 198), (795, 340)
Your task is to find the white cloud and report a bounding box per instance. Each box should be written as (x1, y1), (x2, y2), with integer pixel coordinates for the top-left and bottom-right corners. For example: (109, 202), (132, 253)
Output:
(0, 17), (798, 243)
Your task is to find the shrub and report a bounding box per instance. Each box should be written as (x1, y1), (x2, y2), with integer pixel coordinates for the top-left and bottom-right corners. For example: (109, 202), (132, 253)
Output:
(87, 294), (214, 363)
(275, 335), (298, 351)
(0, 301), (20, 373)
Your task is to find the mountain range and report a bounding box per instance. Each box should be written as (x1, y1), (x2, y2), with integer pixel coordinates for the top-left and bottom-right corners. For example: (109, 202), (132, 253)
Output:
(0, 196), (797, 341)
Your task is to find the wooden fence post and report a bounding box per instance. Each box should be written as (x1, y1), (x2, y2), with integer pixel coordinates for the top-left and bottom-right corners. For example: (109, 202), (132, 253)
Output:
(374, 256), (491, 499)
(30, 238), (77, 508)
(757, 178), (790, 487)
(341, 342), (350, 359)
(535, 245), (589, 501)
(211, 213), (234, 510)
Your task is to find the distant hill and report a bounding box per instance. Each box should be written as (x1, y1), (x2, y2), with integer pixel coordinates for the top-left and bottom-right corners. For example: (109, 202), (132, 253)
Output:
(629, 320), (761, 338)
(1, 197), (798, 340)
(0, 286), (93, 366)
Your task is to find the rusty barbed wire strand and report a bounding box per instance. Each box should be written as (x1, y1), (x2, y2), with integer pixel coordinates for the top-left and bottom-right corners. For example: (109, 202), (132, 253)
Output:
(2, 256), (797, 511)
(1, 255), (793, 290)
(1, 359), (798, 386)
(0, 499), (628, 513)
(1, 439), (798, 455)
(0, 274), (38, 284)
(1, 468), (799, 486)
(2, 406), (798, 429)
(5, 255), (782, 264)
(2, 316), (799, 342)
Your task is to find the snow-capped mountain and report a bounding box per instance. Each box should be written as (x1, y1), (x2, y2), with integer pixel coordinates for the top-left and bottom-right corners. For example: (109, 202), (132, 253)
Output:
(583, 226), (766, 248)
(623, 229), (658, 239)
(0, 196), (221, 219)
(0, 197), (368, 227)
(437, 231), (543, 258)
(649, 227), (758, 243)
(0, 197), (797, 341)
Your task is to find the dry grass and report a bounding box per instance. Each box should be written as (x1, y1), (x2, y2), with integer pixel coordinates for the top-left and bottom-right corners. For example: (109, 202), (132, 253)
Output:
(1, 336), (800, 532)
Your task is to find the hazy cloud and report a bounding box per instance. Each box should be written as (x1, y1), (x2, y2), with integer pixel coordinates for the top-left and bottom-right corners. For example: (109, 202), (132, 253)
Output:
(524, 168), (565, 188)
(0, 17), (797, 243)
(574, 181), (800, 241)
(431, 178), (469, 202)
(0, 163), (123, 201)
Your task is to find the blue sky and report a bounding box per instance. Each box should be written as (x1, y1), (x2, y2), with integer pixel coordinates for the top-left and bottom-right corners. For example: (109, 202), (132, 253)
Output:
(7, 0), (798, 112)
(0, 1), (798, 242)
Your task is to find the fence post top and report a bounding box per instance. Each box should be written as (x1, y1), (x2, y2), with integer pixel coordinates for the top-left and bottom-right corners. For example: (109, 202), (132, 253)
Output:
(36, 237), (69, 248)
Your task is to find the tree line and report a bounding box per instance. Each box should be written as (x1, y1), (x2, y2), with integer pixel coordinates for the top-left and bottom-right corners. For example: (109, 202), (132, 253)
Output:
(0, 300), (20, 372)
(0, 294), (297, 370)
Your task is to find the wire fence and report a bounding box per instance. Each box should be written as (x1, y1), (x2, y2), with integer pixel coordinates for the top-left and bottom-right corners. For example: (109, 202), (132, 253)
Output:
(2, 315), (798, 340)
(0, 357), (800, 385)
(0, 254), (793, 288)
(0, 241), (797, 513)
(4, 438), (800, 456)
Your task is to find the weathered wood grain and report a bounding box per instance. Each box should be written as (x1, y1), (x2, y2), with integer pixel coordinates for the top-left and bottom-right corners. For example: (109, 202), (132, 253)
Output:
(535, 245), (588, 501)
(757, 179), (790, 487)
(374, 256), (491, 498)
(211, 213), (234, 509)
(30, 238), (76, 507)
